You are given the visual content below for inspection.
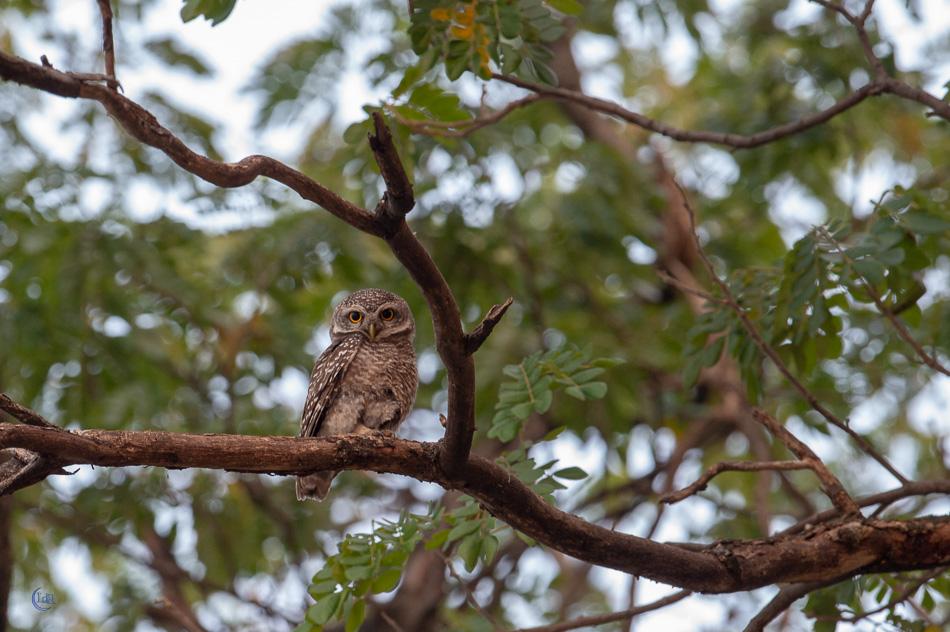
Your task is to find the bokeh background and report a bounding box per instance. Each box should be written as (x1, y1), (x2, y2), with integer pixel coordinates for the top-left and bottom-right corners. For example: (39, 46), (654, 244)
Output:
(1, 0), (948, 630)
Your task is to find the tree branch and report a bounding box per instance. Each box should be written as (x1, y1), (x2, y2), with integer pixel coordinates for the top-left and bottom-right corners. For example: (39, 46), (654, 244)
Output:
(816, 226), (949, 376)
(751, 409), (859, 515)
(514, 590), (691, 632)
(1, 422), (948, 593)
(0, 393), (58, 428)
(675, 183), (908, 484)
(465, 297), (514, 355)
(493, 74), (885, 149)
(0, 51), (378, 233)
(743, 580), (835, 632)
(661, 460), (811, 505)
(369, 111), (415, 231)
(387, 94), (543, 138)
(95, 0), (117, 87)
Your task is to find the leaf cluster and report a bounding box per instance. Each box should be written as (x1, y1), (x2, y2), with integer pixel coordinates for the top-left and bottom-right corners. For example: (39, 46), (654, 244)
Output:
(409, 0), (577, 82)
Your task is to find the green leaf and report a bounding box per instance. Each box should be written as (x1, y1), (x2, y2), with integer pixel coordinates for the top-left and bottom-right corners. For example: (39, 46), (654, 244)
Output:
(553, 466), (587, 480)
(426, 529), (450, 550)
(343, 565), (373, 582)
(307, 593), (342, 625)
(900, 211), (950, 234)
(876, 248), (905, 265)
(533, 387), (553, 413)
(570, 367), (605, 383)
(144, 38), (210, 75)
(579, 381), (607, 399)
(309, 580), (339, 599)
(458, 533), (482, 572)
(480, 534), (500, 565)
(446, 519), (481, 543)
(180, 0), (238, 25)
(564, 385), (585, 400)
(371, 569), (402, 594)
(344, 598), (366, 632)
(852, 258), (885, 286)
(546, 0), (583, 15)
(542, 425), (567, 441)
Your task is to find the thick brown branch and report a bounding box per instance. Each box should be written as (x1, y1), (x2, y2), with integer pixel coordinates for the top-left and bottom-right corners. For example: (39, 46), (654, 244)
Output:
(752, 409), (859, 515)
(465, 297), (514, 354)
(514, 590), (691, 632)
(661, 460), (810, 505)
(385, 223), (476, 477)
(2, 423), (949, 594)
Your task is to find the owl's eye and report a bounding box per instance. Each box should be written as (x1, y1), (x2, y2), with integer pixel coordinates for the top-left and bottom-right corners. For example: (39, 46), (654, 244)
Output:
(347, 310), (363, 324)
(380, 308), (396, 321)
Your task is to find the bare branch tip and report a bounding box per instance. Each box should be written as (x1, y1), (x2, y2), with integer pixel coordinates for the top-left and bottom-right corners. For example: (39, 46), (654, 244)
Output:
(464, 296), (515, 354)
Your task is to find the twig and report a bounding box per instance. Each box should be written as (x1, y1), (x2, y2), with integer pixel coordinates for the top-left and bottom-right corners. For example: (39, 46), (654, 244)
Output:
(815, 226), (949, 376)
(0, 394), (58, 428)
(440, 552), (507, 631)
(815, 568), (944, 623)
(514, 590), (691, 632)
(379, 610), (408, 632)
(494, 74), (887, 149)
(673, 183), (908, 484)
(388, 94), (543, 138)
(465, 297), (514, 354)
(779, 479), (950, 536)
(743, 580), (837, 632)
(751, 409), (859, 515)
(656, 269), (723, 304)
(95, 0), (117, 87)
(661, 460), (811, 505)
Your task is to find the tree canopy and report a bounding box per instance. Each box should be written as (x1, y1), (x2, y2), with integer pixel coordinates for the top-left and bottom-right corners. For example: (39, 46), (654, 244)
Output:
(0, 0), (948, 631)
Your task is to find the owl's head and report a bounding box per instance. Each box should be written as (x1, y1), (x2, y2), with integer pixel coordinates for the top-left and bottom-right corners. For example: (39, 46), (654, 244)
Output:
(330, 288), (415, 343)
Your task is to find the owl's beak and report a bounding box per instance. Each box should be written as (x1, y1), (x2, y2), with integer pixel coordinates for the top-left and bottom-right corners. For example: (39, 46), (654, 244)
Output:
(368, 322), (377, 341)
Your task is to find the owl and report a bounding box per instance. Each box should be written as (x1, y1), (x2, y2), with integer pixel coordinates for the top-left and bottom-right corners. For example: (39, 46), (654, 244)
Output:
(296, 288), (418, 501)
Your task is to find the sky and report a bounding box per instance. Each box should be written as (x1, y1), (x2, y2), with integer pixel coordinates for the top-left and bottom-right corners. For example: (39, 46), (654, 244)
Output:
(5, 0), (949, 630)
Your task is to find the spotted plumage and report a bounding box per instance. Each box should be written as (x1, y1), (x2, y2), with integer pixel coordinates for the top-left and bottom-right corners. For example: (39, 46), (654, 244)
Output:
(296, 289), (418, 501)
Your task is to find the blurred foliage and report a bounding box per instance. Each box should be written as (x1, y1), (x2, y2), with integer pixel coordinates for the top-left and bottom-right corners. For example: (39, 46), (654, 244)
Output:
(1, 0), (948, 630)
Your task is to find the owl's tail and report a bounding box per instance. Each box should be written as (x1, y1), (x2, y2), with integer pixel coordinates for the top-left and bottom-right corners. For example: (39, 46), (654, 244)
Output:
(296, 471), (337, 501)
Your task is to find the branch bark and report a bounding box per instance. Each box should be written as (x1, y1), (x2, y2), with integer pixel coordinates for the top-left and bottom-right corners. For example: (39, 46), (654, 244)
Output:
(2, 423), (948, 594)
(661, 460), (811, 505)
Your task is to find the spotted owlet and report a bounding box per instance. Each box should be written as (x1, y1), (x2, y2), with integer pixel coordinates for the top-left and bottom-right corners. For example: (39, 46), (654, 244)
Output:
(296, 288), (418, 501)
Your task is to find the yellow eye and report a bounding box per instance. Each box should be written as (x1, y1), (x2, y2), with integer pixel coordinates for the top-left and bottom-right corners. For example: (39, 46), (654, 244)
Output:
(380, 308), (396, 321)
(347, 310), (363, 324)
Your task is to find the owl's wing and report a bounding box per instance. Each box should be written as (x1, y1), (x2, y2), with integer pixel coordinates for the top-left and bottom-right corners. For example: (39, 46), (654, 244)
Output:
(299, 336), (362, 438)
